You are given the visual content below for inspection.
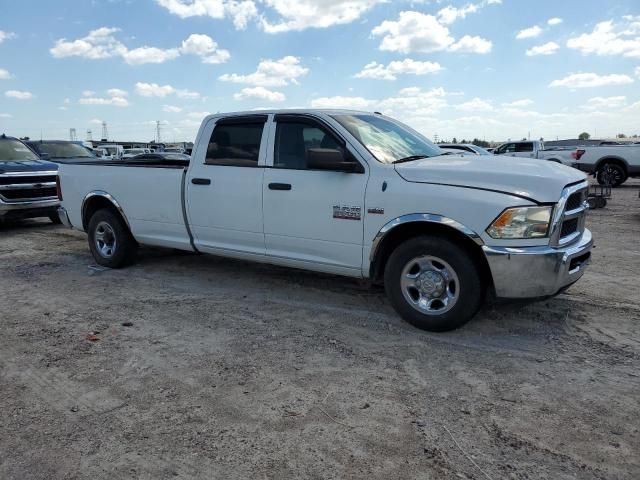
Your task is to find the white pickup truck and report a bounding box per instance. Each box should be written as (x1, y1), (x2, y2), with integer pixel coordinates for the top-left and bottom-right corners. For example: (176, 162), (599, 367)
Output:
(570, 145), (640, 186)
(493, 140), (576, 166)
(57, 110), (593, 331)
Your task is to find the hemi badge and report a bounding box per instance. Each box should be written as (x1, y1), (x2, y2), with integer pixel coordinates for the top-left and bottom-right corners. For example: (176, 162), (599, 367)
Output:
(367, 207), (384, 215)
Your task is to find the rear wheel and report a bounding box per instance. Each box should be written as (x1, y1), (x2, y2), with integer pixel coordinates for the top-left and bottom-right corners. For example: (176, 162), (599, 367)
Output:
(597, 163), (626, 187)
(87, 209), (137, 268)
(384, 235), (484, 332)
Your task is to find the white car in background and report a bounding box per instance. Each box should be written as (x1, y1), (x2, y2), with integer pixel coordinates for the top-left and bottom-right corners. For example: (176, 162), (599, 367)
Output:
(493, 140), (576, 166)
(439, 144), (492, 155)
(122, 148), (151, 159)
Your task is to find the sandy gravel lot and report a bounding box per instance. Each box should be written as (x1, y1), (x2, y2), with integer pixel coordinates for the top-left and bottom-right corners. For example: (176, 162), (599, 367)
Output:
(1, 180), (639, 480)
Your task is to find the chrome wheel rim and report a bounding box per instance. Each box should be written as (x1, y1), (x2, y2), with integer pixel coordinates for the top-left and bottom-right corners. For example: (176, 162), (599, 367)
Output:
(400, 255), (460, 315)
(94, 221), (117, 258)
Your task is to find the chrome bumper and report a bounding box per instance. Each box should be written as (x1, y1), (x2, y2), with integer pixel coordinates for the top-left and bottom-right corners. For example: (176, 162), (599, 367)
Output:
(483, 229), (593, 298)
(57, 206), (73, 228)
(0, 198), (59, 215)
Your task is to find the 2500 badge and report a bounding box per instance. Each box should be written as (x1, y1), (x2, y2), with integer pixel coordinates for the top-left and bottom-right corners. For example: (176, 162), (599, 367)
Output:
(333, 205), (361, 221)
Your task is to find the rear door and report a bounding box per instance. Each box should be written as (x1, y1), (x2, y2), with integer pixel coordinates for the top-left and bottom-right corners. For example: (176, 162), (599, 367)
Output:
(262, 114), (368, 275)
(513, 142), (535, 158)
(186, 115), (269, 257)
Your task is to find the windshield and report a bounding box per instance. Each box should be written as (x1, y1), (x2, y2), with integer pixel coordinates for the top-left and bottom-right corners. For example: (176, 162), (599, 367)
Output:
(36, 142), (94, 159)
(331, 114), (442, 164)
(472, 146), (491, 155)
(0, 139), (40, 161)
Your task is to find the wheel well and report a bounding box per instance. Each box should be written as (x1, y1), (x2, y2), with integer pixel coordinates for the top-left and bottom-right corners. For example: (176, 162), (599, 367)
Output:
(369, 222), (493, 292)
(596, 157), (628, 175)
(82, 196), (124, 231)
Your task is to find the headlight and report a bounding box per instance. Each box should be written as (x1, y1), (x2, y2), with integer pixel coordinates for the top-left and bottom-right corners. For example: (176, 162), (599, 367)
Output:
(487, 206), (552, 239)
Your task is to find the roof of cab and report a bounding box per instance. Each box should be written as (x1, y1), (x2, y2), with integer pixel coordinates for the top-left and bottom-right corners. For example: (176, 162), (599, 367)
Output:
(203, 109), (377, 121)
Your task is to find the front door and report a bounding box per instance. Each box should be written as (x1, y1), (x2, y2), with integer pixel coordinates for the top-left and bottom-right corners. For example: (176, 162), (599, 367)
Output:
(262, 115), (369, 274)
(186, 115), (269, 257)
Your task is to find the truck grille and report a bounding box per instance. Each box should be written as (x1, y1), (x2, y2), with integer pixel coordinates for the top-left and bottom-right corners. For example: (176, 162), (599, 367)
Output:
(554, 184), (588, 245)
(0, 173), (58, 203)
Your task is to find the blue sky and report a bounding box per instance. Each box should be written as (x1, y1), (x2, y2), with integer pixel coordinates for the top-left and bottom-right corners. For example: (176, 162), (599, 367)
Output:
(0, 0), (639, 142)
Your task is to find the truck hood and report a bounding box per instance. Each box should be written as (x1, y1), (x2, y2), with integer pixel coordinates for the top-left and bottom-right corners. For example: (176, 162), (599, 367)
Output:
(0, 159), (59, 174)
(394, 154), (587, 203)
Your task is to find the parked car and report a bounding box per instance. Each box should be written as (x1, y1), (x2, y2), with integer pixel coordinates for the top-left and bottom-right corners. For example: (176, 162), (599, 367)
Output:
(26, 140), (97, 163)
(0, 134), (60, 224)
(439, 144), (492, 155)
(570, 145), (640, 186)
(122, 148), (151, 159)
(57, 110), (592, 332)
(163, 147), (186, 154)
(97, 144), (124, 160)
(493, 140), (575, 166)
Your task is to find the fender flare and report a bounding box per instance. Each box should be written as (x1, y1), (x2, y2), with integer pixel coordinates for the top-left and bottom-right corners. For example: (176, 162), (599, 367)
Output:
(594, 156), (629, 173)
(81, 190), (131, 231)
(369, 213), (484, 263)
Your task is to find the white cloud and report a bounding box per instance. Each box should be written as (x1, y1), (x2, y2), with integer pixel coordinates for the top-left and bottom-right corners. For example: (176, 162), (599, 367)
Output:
(234, 86), (285, 102)
(516, 25), (543, 39)
(0, 68), (12, 80)
(526, 41), (560, 56)
(567, 17), (640, 58)
(219, 56), (308, 87)
(0, 113), (13, 118)
(377, 87), (449, 116)
(371, 11), (491, 54)
(372, 11), (454, 53)
(79, 88), (129, 107)
(135, 82), (176, 97)
(179, 34), (230, 64)
(0, 31), (16, 44)
(261, 0), (384, 33)
(549, 72), (634, 88)
(122, 46), (180, 65)
(437, 4), (479, 25)
(51, 27), (229, 65)
(311, 96), (373, 109)
(156, 0), (258, 29)
(135, 82), (201, 100)
(163, 105), (183, 113)
(581, 96), (627, 110)
(449, 35), (492, 54)
(636, 66), (640, 78)
(548, 17), (563, 26)
(502, 99), (534, 108)
(5, 90), (33, 100)
(455, 97), (494, 112)
(355, 59), (442, 80)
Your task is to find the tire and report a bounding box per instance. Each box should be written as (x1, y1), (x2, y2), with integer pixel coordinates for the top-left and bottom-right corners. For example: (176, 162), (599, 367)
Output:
(597, 163), (626, 187)
(596, 197), (607, 208)
(87, 208), (137, 268)
(587, 198), (597, 209)
(49, 213), (62, 225)
(384, 235), (483, 332)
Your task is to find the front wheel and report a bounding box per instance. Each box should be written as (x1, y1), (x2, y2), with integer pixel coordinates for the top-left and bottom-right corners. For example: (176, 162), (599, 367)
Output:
(597, 163), (626, 187)
(87, 209), (137, 268)
(384, 235), (484, 332)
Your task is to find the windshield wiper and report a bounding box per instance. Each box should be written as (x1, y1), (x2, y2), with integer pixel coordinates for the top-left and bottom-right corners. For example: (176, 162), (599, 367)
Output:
(392, 155), (430, 164)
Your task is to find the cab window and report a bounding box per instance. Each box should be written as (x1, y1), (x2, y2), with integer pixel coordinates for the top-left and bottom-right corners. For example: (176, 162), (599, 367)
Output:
(205, 119), (265, 167)
(273, 120), (344, 170)
(515, 142), (533, 153)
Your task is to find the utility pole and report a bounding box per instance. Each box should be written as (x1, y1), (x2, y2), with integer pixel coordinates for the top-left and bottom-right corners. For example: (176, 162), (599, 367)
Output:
(434, 133), (439, 143)
(101, 121), (109, 142)
(69, 128), (77, 141)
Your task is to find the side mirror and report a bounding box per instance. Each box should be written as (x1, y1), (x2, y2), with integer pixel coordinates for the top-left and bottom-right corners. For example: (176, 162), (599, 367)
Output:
(40, 153), (50, 160)
(307, 148), (362, 173)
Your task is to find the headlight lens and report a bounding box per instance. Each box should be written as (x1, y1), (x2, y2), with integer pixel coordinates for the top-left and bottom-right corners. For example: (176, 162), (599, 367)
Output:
(487, 206), (552, 239)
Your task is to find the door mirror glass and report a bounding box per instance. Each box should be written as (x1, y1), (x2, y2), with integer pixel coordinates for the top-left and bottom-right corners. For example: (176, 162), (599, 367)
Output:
(39, 152), (50, 160)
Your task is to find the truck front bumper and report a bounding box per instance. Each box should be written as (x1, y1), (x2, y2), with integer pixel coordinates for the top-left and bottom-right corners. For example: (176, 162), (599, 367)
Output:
(482, 229), (593, 298)
(0, 198), (59, 219)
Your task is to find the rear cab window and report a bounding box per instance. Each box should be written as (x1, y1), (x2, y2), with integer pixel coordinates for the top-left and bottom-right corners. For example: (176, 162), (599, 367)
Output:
(205, 116), (267, 167)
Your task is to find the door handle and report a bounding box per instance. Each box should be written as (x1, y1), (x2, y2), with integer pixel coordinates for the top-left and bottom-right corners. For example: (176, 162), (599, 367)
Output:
(191, 178), (211, 185)
(268, 183), (292, 191)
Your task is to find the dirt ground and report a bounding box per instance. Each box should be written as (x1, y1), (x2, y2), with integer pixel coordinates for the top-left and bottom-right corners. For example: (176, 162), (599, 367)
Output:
(1, 180), (638, 480)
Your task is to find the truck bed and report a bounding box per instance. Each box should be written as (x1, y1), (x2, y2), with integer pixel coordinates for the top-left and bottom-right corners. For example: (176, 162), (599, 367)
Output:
(59, 162), (192, 250)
